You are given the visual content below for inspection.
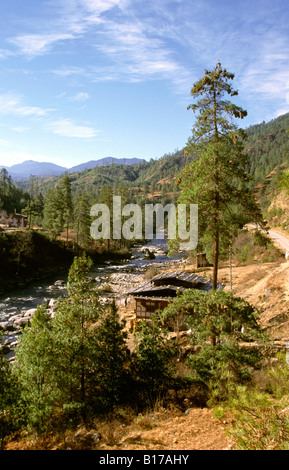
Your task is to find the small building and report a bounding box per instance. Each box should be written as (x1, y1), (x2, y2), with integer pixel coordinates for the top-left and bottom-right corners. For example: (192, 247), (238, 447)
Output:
(129, 271), (223, 321)
(0, 210), (28, 228)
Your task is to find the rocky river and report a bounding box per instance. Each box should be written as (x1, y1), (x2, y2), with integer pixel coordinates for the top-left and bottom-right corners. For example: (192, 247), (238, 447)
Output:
(0, 239), (185, 360)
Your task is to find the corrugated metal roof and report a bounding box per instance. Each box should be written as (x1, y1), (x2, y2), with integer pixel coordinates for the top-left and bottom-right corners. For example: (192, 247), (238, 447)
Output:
(128, 271), (224, 295)
(133, 284), (186, 294)
(151, 271), (209, 283)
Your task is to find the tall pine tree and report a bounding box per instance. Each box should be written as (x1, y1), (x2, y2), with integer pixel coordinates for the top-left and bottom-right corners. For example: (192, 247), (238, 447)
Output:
(52, 255), (103, 420)
(60, 175), (73, 242)
(43, 187), (64, 238)
(14, 304), (58, 433)
(73, 191), (91, 250)
(178, 63), (264, 289)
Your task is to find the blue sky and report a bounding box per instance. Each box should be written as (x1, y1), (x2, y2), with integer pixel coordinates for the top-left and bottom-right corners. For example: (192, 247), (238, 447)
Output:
(0, 0), (289, 169)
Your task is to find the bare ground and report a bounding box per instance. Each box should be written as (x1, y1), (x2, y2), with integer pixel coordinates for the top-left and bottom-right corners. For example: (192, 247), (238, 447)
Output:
(6, 246), (289, 451)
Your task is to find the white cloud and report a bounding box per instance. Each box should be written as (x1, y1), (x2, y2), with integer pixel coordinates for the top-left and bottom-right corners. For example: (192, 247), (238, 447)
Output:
(46, 118), (99, 138)
(52, 66), (86, 77)
(9, 32), (75, 58)
(0, 93), (51, 118)
(5, 0), (289, 118)
(12, 126), (29, 133)
(7, 0), (126, 58)
(7, 0), (190, 92)
(274, 107), (289, 118)
(80, 0), (127, 13)
(0, 48), (14, 59)
(70, 92), (89, 101)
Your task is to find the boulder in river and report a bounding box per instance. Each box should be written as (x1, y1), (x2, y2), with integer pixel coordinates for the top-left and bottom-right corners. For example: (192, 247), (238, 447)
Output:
(24, 308), (38, 317)
(0, 321), (12, 332)
(13, 316), (31, 328)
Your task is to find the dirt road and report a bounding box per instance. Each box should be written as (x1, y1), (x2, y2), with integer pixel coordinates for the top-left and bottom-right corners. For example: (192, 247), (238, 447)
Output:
(248, 223), (289, 253)
(268, 229), (289, 252)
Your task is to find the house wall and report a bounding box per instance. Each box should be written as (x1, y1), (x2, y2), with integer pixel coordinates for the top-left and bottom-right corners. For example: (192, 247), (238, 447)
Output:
(135, 297), (169, 320)
(0, 213), (28, 228)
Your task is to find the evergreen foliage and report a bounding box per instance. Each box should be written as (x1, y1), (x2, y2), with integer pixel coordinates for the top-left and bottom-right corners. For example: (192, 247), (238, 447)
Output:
(0, 168), (29, 214)
(0, 337), (23, 449)
(60, 175), (73, 242)
(245, 113), (289, 186)
(161, 289), (268, 404)
(22, 175), (44, 228)
(92, 301), (130, 415)
(73, 190), (92, 249)
(177, 63), (264, 288)
(133, 318), (175, 408)
(51, 255), (103, 420)
(13, 255), (131, 430)
(42, 186), (65, 238)
(14, 305), (58, 433)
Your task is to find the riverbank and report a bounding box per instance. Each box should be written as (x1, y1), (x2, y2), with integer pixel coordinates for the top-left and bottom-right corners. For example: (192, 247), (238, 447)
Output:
(0, 237), (184, 360)
(0, 229), (134, 295)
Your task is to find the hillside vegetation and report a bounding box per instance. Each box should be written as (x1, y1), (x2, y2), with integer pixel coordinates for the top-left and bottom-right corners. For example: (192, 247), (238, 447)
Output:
(0, 231), (74, 293)
(2, 109), (289, 451)
(246, 113), (289, 185)
(12, 112), (289, 213)
(16, 149), (190, 205)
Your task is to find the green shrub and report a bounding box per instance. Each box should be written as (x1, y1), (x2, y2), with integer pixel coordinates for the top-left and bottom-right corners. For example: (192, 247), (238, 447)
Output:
(228, 386), (289, 450)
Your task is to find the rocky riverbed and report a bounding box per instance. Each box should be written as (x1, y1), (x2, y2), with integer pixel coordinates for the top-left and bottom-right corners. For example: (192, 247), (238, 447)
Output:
(0, 240), (185, 361)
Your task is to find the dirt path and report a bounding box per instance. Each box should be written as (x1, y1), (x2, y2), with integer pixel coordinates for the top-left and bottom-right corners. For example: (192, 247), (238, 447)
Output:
(268, 229), (289, 252)
(97, 408), (232, 451)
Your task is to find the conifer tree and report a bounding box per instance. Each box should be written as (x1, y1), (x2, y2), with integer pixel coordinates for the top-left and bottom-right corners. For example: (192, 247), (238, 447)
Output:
(60, 175), (73, 242)
(14, 304), (58, 433)
(178, 63), (264, 289)
(133, 318), (174, 407)
(0, 338), (22, 449)
(114, 183), (129, 248)
(52, 254), (103, 420)
(93, 301), (130, 414)
(0, 168), (12, 197)
(43, 187), (64, 238)
(23, 175), (44, 228)
(73, 191), (91, 249)
(161, 289), (268, 402)
(98, 185), (114, 250)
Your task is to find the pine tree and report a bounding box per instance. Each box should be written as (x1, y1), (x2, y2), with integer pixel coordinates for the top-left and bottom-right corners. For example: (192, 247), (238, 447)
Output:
(133, 318), (174, 408)
(178, 63), (264, 289)
(98, 185), (114, 250)
(52, 254), (103, 421)
(60, 175), (73, 242)
(0, 340), (22, 449)
(14, 304), (58, 433)
(114, 183), (129, 248)
(93, 301), (130, 414)
(43, 187), (64, 238)
(23, 175), (44, 228)
(73, 191), (91, 250)
(0, 169), (12, 197)
(161, 289), (268, 402)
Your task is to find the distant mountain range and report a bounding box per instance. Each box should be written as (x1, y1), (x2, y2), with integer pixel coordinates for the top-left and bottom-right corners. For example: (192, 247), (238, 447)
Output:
(0, 157), (146, 180)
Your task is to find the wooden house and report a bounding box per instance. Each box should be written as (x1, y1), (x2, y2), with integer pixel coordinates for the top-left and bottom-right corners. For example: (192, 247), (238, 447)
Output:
(129, 271), (223, 320)
(0, 210), (28, 228)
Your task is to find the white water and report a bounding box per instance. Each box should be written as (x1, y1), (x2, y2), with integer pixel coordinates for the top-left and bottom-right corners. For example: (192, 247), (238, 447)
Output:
(0, 238), (184, 323)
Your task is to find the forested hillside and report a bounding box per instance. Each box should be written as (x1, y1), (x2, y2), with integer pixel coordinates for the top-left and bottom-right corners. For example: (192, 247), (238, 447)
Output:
(2, 112), (289, 239)
(14, 112), (289, 206)
(16, 149), (190, 202)
(245, 112), (289, 205)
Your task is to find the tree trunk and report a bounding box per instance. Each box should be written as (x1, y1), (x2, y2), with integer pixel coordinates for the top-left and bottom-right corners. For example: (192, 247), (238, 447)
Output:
(212, 228), (219, 291)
